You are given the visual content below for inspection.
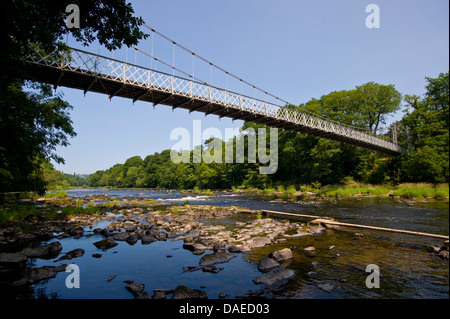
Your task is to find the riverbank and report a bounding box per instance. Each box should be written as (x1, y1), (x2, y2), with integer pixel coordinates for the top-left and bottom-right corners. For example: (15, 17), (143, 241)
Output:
(232, 182), (449, 201)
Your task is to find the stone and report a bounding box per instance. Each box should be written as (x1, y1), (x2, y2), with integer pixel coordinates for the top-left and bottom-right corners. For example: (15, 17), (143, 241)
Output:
(0, 252), (28, 268)
(213, 242), (227, 252)
(93, 238), (118, 250)
(125, 283), (149, 299)
(258, 257), (280, 272)
(70, 225), (84, 238)
(269, 248), (293, 263)
(172, 285), (207, 299)
(199, 252), (236, 267)
(318, 283), (334, 292)
(112, 232), (129, 241)
(182, 265), (201, 272)
(21, 242), (62, 259)
(152, 291), (167, 299)
(219, 292), (227, 298)
(92, 253), (102, 258)
(202, 265), (224, 273)
(303, 246), (316, 253)
(55, 248), (84, 261)
(438, 250), (449, 259)
(107, 274), (116, 282)
(141, 235), (157, 245)
(245, 236), (272, 248)
(253, 268), (295, 285)
(11, 266), (56, 286)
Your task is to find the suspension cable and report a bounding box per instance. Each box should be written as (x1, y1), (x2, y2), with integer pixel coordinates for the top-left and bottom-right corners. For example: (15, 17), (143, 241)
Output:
(141, 24), (378, 135)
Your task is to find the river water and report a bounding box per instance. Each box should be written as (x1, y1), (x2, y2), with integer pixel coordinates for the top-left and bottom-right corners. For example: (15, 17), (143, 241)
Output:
(14, 189), (450, 299)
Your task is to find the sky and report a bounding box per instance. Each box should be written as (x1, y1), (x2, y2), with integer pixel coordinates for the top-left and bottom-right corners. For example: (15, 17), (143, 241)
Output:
(52, 0), (449, 174)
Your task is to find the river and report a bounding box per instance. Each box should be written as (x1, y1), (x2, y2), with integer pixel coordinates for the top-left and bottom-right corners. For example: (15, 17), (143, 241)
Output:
(10, 189), (450, 299)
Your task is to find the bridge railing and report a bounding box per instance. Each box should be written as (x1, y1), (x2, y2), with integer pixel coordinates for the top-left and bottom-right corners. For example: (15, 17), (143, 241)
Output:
(24, 47), (401, 153)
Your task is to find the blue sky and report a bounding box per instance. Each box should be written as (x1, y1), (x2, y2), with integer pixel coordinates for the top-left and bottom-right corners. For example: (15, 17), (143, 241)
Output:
(53, 0), (449, 174)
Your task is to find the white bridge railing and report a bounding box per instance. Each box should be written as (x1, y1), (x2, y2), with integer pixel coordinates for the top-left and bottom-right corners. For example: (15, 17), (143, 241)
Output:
(24, 47), (402, 153)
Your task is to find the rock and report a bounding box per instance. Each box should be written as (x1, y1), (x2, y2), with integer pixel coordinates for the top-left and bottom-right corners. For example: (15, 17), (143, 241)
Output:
(125, 283), (149, 299)
(112, 232), (129, 241)
(69, 225), (84, 238)
(253, 268), (295, 285)
(309, 226), (325, 235)
(219, 292), (227, 298)
(245, 236), (272, 248)
(0, 252), (28, 268)
(11, 266), (55, 286)
(21, 242), (62, 259)
(258, 257), (280, 272)
(227, 245), (249, 253)
(303, 246), (316, 253)
(328, 246), (335, 250)
(152, 291), (167, 299)
(269, 248), (293, 263)
(141, 235), (157, 245)
(93, 238), (118, 250)
(199, 252), (236, 267)
(107, 274), (116, 282)
(318, 283), (334, 292)
(213, 242), (227, 252)
(182, 265), (201, 272)
(354, 232), (364, 237)
(311, 261), (319, 269)
(55, 248), (84, 261)
(92, 253), (102, 258)
(172, 285), (207, 299)
(202, 265), (224, 273)
(438, 250), (449, 259)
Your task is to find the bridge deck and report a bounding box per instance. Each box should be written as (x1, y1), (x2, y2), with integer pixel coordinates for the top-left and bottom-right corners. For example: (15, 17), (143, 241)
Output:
(21, 48), (402, 155)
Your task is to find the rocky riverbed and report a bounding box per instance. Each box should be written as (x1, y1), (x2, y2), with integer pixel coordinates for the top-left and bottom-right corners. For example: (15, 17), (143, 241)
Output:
(0, 197), (333, 299)
(0, 194), (448, 299)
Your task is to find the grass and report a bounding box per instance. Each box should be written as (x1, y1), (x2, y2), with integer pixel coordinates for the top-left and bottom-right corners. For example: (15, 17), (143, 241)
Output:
(392, 183), (449, 199)
(0, 202), (100, 225)
(318, 183), (449, 199)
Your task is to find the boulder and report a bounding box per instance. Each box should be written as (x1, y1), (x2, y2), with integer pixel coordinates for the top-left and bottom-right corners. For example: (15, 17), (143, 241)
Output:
(21, 242), (62, 259)
(303, 246), (316, 253)
(258, 257), (280, 272)
(253, 268), (295, 285)
(0, 252), (28, 268)
(202, 265), (224, 273)
(93, 238), (118, 250)
(112, 232), (130, 241)
(11, 266), (56, 286)
(55, 248), (85, 261)
(245, 236), (272, 249)
(199, 252), (236, 267)
(172, 285), (207, 299)
(125, 283), (149, 299)
(269, 248), (293, 263)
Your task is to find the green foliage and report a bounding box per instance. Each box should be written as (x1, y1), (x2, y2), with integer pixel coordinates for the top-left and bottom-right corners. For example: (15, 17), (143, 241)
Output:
(1, 1), (147, 196)
(87, 75), (447, 191)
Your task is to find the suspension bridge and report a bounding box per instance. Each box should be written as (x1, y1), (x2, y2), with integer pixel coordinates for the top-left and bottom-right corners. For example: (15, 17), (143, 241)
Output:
(21, 25), (403, 155)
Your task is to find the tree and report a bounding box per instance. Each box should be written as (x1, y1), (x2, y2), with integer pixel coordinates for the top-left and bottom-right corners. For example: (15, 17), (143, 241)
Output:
(1, 1), (147, 194)
(355, 82), (402, 134)
(399, 72), (449, 183)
